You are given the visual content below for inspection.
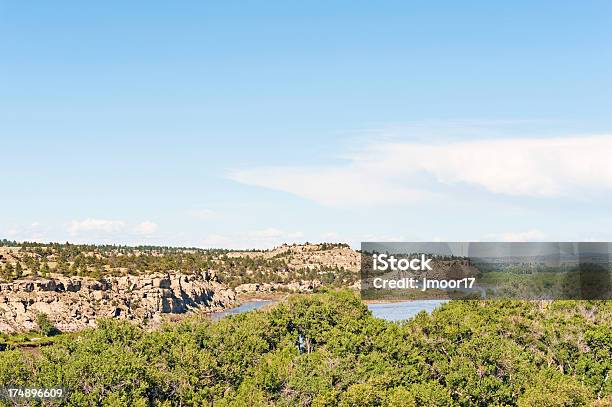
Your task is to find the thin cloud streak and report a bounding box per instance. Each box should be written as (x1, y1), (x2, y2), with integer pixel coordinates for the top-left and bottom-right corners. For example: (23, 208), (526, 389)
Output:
(229, 134), (612, 207)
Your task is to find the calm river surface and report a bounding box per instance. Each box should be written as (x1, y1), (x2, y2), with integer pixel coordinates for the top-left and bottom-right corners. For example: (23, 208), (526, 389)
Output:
(210, 299), (447, 321)
(367, 300), (448, 321)
(209, 300), (277, 320)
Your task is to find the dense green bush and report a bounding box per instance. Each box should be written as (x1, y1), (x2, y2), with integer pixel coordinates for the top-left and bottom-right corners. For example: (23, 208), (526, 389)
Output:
(36, 313), (59, 337)
(0, 291), (610, 406)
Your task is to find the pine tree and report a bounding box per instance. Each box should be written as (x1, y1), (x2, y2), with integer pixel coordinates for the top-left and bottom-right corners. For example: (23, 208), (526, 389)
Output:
(40, 260), (50, 277)
(15, 262), (23, 279)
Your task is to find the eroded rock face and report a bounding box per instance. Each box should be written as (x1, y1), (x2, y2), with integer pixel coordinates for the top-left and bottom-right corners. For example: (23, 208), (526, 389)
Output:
(0, 272), (236, 333)
(234, 279), (322, 294)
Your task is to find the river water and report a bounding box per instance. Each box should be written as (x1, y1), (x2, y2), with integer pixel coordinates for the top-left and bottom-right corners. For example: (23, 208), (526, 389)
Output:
(210, 299), (447, 321)
(367, 299), (447, 321)
(209, 300), (277, 320)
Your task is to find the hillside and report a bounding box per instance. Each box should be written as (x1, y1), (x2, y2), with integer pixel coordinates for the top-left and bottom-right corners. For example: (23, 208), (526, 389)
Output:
(0, 241), (360, 332)
(0, 241), (359, 289)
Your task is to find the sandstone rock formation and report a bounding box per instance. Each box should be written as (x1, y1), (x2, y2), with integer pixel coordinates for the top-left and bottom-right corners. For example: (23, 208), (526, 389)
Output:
(234, 279), (322, 294)
(228, 243), (360, 272)
(0, 271), (236, 333)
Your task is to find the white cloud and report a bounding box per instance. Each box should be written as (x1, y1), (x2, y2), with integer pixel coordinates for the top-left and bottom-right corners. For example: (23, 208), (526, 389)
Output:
(229, 166), (430, 207)
(133, 221), (158, 235)
(485, 229), (547, 242)
(67, 218), (159, 240)
(2, 223), (50, 243)
(384, 135), (612, 197)
(229, 134), (612, 207)
(69, 218), (125, 235)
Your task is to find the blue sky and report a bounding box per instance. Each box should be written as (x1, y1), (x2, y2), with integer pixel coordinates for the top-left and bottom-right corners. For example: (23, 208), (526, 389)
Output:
(1, 1), (612, 248)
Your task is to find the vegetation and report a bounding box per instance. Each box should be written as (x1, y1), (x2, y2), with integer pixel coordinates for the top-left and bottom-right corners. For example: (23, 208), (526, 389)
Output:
(35, 313), (60, 337)
(0, 291), (609, 406)
(0, 332), (55, 350)
(0, 316), (64, 350)
(0, 241), (356, 287)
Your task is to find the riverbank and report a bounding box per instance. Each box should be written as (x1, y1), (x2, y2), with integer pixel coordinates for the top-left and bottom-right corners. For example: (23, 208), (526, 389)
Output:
(236, 291), (288, 301)
(212, 295), (449, 322)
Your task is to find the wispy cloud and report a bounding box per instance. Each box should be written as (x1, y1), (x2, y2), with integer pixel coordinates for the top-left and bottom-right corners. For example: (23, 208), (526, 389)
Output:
(67, 218), (160, 241)
(229, 166), (431, 207)
(2, 222), (50, 243)
(229, 134), (612, 207)
(69, 218), (125, 235)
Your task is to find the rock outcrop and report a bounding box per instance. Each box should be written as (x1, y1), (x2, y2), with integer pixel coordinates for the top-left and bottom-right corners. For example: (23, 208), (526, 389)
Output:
(0, 272), (236, 333)
(228, 243), (360, 272)
(235, 279), (322, 294)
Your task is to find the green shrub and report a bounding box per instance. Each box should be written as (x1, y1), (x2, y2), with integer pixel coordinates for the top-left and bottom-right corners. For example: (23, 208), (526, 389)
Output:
(36, 313), (60, 336)
(0, 292), (608, 405)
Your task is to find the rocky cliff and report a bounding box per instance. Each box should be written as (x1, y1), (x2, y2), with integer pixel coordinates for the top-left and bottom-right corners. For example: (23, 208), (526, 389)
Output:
(234, 279), (322, 294)
(0, 272), (236, 333)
